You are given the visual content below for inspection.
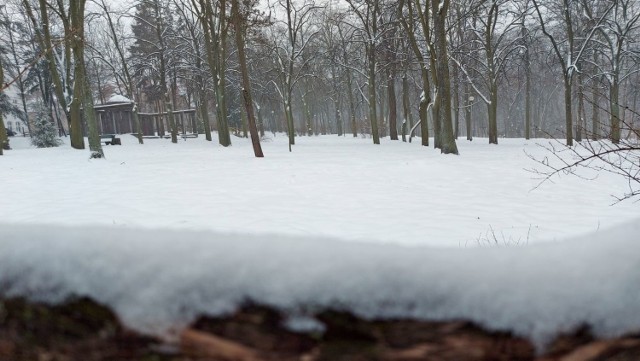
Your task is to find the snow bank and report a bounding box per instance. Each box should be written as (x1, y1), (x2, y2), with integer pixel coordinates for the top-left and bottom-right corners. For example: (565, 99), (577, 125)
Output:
(1, 221), (639, 347)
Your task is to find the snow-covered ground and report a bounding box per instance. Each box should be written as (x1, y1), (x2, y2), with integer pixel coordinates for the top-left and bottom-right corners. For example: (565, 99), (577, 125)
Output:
(1, 134), (636, 247)
(1, 134), (639, 346)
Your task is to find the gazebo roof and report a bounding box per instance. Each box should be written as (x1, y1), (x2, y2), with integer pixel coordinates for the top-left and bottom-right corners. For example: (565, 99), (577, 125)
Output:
(106, 94), (133, 104)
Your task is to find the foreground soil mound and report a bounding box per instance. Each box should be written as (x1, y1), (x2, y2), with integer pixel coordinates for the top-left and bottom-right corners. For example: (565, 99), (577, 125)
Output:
(1, 297), (639, 361)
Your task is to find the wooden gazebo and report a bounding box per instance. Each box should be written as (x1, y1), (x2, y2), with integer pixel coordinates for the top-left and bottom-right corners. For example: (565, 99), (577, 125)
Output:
(93, 95), (136, 135)
(92, 95), (198, 137)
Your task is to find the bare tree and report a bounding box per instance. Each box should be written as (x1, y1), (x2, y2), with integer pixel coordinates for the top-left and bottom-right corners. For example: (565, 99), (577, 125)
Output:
(22, 0), (79, 147)
(268, 0), (321, 148)
(451, 0), (523, 145)
(586, 0), (640, 144)
(398, 0), (430, 147)
(231, 0), (263, 157)
(70, 0), (103, 158)
(531, 0), (614, 146)
(345, 0), (381, 144)
(432, 0), (458, 154)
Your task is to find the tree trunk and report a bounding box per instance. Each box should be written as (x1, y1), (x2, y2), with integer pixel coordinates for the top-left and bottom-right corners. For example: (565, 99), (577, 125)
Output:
(0, 60), (6, 154)
(433, 0), (458, 154)
(452, 63), (460, 139)
(0, 115), (4, 154)
(592, 76), (600, 140)
(419, 73), (430, 146)
(199, 90), (212, 141)
(303, 92), (313, 136)
(231, 0), (263, 157)
(346, 71), (357, 137)
(576, 72), (585, 142)
(217, 1), (231, 147)
(401, 74), (412, 142)
(610, 78), (620, 144)
(387, 71), (398, 140)
(523, 26), (531, 140)
(563, 75), (574, 146)
(240, 103), (248, 138)
(70, 0), (103, 158)
(488, 81), (498, 144)
(367, 45), (380, 144)
(431, 75), (441, 148)
(256, 103), (265, 137)
(465, 84), (472, 141)
(285, 93), (295, 146)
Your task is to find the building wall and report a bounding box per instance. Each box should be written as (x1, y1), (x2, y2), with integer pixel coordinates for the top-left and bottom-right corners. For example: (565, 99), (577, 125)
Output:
(2, 86), (29, 135)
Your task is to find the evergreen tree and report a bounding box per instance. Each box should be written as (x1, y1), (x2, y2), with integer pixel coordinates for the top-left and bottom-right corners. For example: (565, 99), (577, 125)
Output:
(129, 0), (179, 142)
(31, 103), (62, 148)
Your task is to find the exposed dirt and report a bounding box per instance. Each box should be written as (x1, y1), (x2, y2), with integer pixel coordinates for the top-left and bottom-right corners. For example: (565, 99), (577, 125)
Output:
(1, 297), (639, 361)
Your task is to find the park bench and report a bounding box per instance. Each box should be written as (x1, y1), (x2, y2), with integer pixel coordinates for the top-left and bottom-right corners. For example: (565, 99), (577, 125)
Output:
(100, 134), (121, 145)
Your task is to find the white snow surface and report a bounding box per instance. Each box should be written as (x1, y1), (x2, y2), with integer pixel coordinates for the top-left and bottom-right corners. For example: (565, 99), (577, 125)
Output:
(0, 135), (636, 246)
(1, 134), (639, 345)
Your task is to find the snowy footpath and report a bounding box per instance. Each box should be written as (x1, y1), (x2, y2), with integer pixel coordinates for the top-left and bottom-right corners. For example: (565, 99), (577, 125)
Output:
(1, 134), (638, 346)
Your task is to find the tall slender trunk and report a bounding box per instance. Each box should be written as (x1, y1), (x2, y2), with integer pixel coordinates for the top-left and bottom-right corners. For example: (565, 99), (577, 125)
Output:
(419, 74), (430, 146)
(465, 84), (472, 141)
(70, 0), (103, 158)
(0, 60), (7, 154)
(379, 92), (387, 138)
(346, 70), (357, 137)
(431, 66), (441, 148)
(241, 102), (248, 138)
(387, 70), (398, 140)
(563, 75), (574, 146)
(592, 76), (600, 140)
(285, 91), (295, 146)
(256, 102), (265, 137)
(302, 92), (313, 136)
(523, 26), (531, 140)
(367, 44), (379, 144)
(452, 62), (460, 139)
(334, 100), (342, 137)
(488, 81), (498, 144)
(576, 71), (585, 142)
(610, 77), (620, 143)
(217, 1), (231, 146)
(486, 34), (498, 144)
(331, 66), (343, 136)
(231, 0), (263, 157)
(199, 89), (212, 141)
(402, 74), (412, 142)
